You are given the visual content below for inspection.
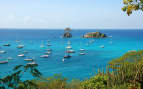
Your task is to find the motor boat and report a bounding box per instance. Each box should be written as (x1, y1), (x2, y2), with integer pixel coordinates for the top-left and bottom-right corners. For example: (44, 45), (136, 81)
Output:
(64, 55), (71, 58)
(66, 50), (75, 53)
(80, 52), (86, 55)
(0, 61), (8, 64)
(80, 48), (85, 51)
(3, 44), (10, 46)
(66, 45), (72, 49)
(17, 54), (25, 57)
(24, 59), (33, 61)
(17, 45), (24, 48)
(40, 55), (49, 58)
(45, 51), (51, 54)
(100, 45), (104, 48)
(27, 61), (38, 66)
(0, 50), (6, 54)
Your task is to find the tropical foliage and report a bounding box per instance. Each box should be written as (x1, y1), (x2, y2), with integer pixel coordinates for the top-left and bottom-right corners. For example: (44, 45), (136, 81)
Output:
(0, 64), (41, 89)
(1, 50), (143, 89)
(122, 0), (143, 15)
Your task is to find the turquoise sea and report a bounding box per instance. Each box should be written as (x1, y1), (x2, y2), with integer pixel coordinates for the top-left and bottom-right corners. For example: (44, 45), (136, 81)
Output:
(0, 29), (143, 80)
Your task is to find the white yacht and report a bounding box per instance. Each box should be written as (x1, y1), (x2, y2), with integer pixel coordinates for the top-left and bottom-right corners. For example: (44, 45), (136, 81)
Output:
(80, 48), (85, 51)
(17, 54), (25, 57)
(27, 61), (38, 65)
(66, 45), (72, 49)
(45, 51), (51, 54)
(47, 40), (52, 46)
(40, 55), (49, 58)
(80, 52), (86, 55)
(100, 45), (104, 48)
(0, 50), (6, 54)
(17, 45), (24, 48)
(66, 49), (75, 53)
(0, 61), (8, 64)
(3, 44), (11, 46)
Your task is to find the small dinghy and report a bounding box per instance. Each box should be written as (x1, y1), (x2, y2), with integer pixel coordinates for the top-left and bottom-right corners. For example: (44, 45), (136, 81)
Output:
(0, 61), (8, 64)
(40, 55), (49, 58)
(17, 54), (25, 57)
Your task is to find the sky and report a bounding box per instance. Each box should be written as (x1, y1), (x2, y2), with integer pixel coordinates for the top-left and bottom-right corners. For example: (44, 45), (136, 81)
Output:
(0, 0), (143, 29)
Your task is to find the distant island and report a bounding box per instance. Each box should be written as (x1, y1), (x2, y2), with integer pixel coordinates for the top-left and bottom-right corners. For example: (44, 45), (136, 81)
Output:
(83, 32), (107, 38)
(63, 28), (72, 38)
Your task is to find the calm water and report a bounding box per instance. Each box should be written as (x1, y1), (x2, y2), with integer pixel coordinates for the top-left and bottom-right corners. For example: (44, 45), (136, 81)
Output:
(0, 29), (143, 80)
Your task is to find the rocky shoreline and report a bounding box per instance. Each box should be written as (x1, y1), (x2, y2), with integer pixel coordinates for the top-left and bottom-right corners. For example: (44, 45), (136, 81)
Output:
(83, 32), (107, 38)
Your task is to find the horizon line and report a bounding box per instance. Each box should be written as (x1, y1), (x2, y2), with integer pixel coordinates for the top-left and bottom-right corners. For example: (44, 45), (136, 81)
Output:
(0, 28), (143, 30)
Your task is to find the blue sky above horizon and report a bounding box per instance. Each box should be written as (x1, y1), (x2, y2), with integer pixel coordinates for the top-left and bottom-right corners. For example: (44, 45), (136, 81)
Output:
(0, 0), (143, 29)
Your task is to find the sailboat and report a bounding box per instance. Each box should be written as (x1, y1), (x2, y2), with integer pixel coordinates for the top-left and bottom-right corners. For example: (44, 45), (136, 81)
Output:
(47, 40), (52, 46)
(17, 54), (25, 57)
(17, 42), (24, 48)
(79, 48), (86, 55)
(40, 40), (45, 48)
